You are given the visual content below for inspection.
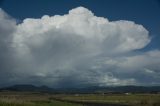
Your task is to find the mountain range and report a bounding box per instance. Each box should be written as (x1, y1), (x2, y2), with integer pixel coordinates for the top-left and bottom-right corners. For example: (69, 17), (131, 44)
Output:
(0, 84), (160, 93)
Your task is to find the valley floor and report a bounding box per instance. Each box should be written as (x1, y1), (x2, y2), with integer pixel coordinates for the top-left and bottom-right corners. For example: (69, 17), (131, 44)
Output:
(0, 91), (159, 106)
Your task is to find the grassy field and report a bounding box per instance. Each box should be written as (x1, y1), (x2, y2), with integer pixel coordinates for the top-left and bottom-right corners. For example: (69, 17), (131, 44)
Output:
(52, 93), (160, 106)
(0, 92), (82, 106)
(0, 91), (160, 106)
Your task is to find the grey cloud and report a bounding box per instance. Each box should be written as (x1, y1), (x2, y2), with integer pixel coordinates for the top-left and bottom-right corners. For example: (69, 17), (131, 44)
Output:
(0, 7), (159, 87)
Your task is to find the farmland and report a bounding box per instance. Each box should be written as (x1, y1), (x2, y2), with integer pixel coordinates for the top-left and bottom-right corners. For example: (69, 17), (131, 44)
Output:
(0, 91), (160, 106)
(0, 92), (82, 106)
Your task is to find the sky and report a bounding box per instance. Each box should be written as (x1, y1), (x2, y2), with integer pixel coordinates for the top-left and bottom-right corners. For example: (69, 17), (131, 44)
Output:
(0, 0), (160, 88)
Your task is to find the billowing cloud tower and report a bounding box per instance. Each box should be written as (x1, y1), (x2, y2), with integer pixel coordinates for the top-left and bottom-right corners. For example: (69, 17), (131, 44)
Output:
(0, 7), (160, 87)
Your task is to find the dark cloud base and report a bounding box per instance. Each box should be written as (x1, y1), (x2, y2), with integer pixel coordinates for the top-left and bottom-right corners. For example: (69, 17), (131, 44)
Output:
(0, 7), (160, 87)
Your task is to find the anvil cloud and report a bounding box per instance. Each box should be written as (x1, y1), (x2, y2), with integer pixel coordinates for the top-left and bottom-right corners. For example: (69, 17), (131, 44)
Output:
(0, 7), (159, 87)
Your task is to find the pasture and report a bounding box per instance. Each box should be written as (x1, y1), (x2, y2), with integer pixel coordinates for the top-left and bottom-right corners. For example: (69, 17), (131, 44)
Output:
(0, 91), (159, 106)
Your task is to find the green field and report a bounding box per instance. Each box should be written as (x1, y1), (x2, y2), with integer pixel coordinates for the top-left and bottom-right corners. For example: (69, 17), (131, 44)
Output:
(0, 92), (82, 106)
(52, 93), (160, 106)
(0, 92), (160, 106)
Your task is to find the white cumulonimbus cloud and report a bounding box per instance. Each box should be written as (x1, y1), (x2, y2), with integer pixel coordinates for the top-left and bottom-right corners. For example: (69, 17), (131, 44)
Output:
(0, 7), (159, 87)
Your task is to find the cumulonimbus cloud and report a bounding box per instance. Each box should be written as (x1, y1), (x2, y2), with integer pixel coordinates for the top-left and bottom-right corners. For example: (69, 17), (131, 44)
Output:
(0, 7), (159, 87)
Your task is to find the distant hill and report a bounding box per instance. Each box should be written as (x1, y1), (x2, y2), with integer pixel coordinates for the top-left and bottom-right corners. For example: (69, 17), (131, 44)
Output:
(0, 84), (160, 93)
(0, 84), (53, 92)
(86, 86), (160, 93)
(55, 86), (160, 93)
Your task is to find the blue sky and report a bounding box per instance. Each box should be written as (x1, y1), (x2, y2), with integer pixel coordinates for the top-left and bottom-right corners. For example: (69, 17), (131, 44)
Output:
(0, 0), (160, 87)
(1, 0), (160, 50)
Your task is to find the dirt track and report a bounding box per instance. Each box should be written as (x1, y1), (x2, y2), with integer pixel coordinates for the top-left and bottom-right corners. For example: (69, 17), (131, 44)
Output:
(81, 102), (128, 106)
(52, 98), (128, 106)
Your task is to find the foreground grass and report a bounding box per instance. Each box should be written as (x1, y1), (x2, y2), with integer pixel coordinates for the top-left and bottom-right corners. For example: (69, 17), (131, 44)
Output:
(0, 92), (160, 106)
(52, 94), (160, 106)
(0, 100), (82, 106)
(0, 92), (82, 106)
